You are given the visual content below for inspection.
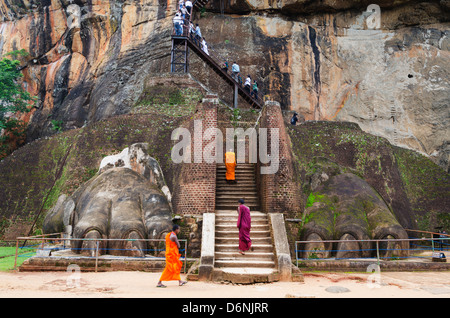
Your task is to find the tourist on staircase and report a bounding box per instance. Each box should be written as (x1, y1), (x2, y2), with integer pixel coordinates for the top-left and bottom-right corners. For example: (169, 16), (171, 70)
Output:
(189, 21), (195, 40)
(291, 112), (299, 125)
(195, 24), (202, 45)
(222, 61), (228, 73)
(252, 80), (258, 100)
(185, 0), (193, 16)
(237, 199), (252, 255)
(244, 75), (252, 94)
(201, 37), (209, 55)
(181, 4), (189, 20)
(232, 62), (240, 82)
(173, 11), (183, 36)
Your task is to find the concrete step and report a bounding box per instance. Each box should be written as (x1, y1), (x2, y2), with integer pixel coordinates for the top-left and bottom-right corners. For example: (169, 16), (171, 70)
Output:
(216, 202), (259, 207)
(216, 182), (257, 187)
(215, 236), (272, 245)
(215, 219), (268, 226)
(215, 209), (264, 214)
(216, 172), (255, 176)
(216, 192), (258, 197)
(215, 187), (257, 193)
(216, 199), (259, 204)
(217, 164), (255, 168)
(216, 168), (255, 175)
(217, 176), (255, 181)
(216, 205), (260, 210)
(216, 204), (260, 209)
(215, 244), (273, 253)
(216, 176), (256, 186)
(212, 268), (279, 284)
(216, 224), (269, 232)
(216, 184), (257, 189)
(215, 230), (270, 238)
(214, 259), (276, 268)
(216, 195), (259, 202)
(216, 193), (259, 200)
(215, 251), (275, 261)
(215, 210), (265, 217)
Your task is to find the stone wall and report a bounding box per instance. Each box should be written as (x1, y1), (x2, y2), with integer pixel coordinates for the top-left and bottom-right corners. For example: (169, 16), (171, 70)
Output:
(257, 101), (302, 216)
(172, 94), (218, 216)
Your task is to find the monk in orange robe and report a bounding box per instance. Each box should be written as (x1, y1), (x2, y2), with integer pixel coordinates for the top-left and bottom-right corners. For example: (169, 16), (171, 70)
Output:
(225, 151), (237, 183)
(157, 225), (187, 287)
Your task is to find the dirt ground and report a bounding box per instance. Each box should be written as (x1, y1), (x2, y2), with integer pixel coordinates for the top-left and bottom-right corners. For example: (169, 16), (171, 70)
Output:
(0, 270), (449, 298)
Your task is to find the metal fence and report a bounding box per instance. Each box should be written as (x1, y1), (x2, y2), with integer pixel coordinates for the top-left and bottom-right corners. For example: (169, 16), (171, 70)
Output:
(295, 236), (449, 267)
(14, 233), (188, 272)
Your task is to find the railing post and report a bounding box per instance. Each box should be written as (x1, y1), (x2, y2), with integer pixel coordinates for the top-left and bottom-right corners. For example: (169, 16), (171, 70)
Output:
(14, 239), (19, 270)
(184, 240), (187, 274)
(234, 83), (238, 108)
(376, 240), (380, 266)
(95, 240), (99, 273)
(431, 233), (435, 252)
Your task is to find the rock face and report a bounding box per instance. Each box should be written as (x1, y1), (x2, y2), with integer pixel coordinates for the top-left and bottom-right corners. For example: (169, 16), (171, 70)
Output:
(0, 0), (448, 170)
(287, 120), (449, 244)
(0, 0), (173, 142)
(43, 143), (173, 256)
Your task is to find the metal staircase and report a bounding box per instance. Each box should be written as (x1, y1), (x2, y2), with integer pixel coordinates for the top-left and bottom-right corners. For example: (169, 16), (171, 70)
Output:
(170, 0), (262, 109)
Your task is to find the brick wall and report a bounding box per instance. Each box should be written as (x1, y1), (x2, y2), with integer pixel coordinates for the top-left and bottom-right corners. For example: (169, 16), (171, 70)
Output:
(257, 101), (302, 215)
(172, 94), (218, 216)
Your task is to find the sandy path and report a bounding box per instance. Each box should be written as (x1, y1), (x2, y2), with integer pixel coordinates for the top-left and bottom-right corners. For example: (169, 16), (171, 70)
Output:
(0, 271), (449, 298)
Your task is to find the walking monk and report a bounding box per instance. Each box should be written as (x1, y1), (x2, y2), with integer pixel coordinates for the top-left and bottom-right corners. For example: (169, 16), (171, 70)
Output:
(237, 199), (252, 255)
(225, 150), (237, 184)
(157, 225), (187, 287)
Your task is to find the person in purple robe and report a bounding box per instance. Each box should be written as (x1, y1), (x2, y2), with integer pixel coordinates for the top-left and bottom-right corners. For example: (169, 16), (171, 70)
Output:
(237, 198), (252, 254)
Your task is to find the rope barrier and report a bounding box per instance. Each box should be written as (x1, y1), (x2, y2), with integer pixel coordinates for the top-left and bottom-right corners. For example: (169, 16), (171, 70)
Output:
(13, 234), (189, 272)
(294, 237), (449, 266)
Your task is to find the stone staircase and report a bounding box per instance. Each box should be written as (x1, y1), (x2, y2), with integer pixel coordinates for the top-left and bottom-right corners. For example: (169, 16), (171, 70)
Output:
(213, 164), (278, 283)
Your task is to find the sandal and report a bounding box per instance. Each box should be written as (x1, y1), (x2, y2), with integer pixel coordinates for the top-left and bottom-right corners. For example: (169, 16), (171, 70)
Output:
(156, 283), (167, 288)
(179, 281), (188, 286)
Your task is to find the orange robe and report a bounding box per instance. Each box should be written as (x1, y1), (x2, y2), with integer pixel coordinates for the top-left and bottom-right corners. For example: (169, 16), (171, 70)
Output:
(225, 152), (236, 180)
(159, 232), (182, 281)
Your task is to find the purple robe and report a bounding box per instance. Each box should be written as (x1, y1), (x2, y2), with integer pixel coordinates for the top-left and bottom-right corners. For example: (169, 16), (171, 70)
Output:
(237, 205), (251, 251)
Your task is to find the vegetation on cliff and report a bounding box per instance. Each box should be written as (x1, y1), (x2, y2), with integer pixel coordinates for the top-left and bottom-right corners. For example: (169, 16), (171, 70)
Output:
(0, 81), (203, 240)
(286, 119), (449, 235)
(0, 50), (35, 158)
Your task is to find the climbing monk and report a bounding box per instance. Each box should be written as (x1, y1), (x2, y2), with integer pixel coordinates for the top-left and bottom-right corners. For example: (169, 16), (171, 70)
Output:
(225, 150), (237, 184)
(157, 225), (187, 287)
(237, 199), (252, 255)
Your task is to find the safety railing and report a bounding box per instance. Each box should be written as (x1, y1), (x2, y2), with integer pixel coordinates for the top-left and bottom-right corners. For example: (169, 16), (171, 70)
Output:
(14, 233), (188, 272)
(295, 237), (449, 267)
(172, 18), (265, 108)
